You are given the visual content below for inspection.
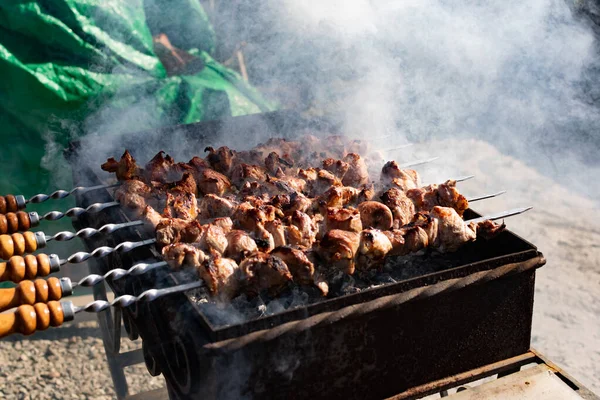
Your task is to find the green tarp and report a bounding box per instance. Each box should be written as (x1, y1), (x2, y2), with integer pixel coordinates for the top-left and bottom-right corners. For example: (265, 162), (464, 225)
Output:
(0, 0), (275, 275)
(0, 0), (274, 198)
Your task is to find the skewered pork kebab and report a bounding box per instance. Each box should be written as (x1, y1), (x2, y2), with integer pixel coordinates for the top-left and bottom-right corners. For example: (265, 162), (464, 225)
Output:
(99, 139), (511, 303)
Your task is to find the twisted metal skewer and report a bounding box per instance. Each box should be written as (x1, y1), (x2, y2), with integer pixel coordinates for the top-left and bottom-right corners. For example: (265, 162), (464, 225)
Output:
(73, 281), (203, 314)
(27, 183), (120, 204)
(73, 261), (168, 287)
(40, 201), (120, 222)
(60, 239), (157, 265)
(46, 221), (143, 242)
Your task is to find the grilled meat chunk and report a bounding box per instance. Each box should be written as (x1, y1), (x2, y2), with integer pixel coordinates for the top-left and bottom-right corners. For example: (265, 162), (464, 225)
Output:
(325, 207), (363, 233)
(164, 172), (197, 196)
(198, 250), (240, 301)
(199, 194), (237, 219)
(265, 219), (287, 247)
(161, 243), (206, 270)
(271, 246), (315, 286)
(380, 188), (416, 228)
(288, 211), (318, 247)
(145, 151), (175, 183)
(155, 218), (190, 248)
(356, 229), (393, 271)
(317, 186), (359, 211)
(230, 163), (267, 188)
(381, 161), (420, 190)
(239, 252), (293, 297)
(162, 192), (198, 220)
(195, 168), (232, 196)
(225, 230), (258, 262)
(205, 146), (236, 175)
(407, 180), (469, 216)
(101, 150), (140, 181)
(142, 205), (163, 228)
(430, 206), (476, 252)
(342, 153), (369, 186)
(357, 201), (394, 230)
(300, 168), (342, 197)
(114, 179), (151, 213)
(197, 224), (228, 254)
(319, 230), (360, 275)
(322, 158), (350, 181)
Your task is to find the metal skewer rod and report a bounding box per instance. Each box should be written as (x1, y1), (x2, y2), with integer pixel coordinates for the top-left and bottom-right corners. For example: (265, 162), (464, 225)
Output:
(38, 201), (120, 222)
(0, 281), (202, 338)
(44, 220), (143, 243)
(466, 191), (506, 202)
(383, 143), (414, 151)
(73, 261), (168, 288)
(467, 207), (533, 224)
(57, 239), (157, 266)
(399, 157), (439, 168)
(27, 183), (121, 205)
(71, 281), (203, 314)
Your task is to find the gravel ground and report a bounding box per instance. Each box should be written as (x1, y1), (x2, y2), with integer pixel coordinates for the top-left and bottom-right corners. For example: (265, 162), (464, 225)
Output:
(0, 320), (164, 400)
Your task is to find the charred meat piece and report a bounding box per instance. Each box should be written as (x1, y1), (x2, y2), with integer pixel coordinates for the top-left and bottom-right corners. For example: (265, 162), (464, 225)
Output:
(319, 230), (360, 275)
(198, 250), (240, 301)
(204, 146), (236, 175)
(407, 180), (469, 216)
(472, 219), (506, 240)
(239, 181), (281, 198)
(197, 224), (229, 254)
(265, 151), (294, 176)
(198, 194), (238, 219)
(230, 163), (267, 188)
(430, 206), (476, 252)
(101, 150), (141, 181)
(380, 188), (416, 228)
(189, 156), (210, 171)
(357, 201), (394, 230)
(265, 219), (287, 247)
(239, 252), (293, 297)
(300, 168), (342, 197)
(162, 192), (198, 220)
(317, 186), (359, 211)
(381, 161), (420, 190)
(342, 153), (369, 186)
(356, 183), (376, 203)
(161, 243), (206, 270)
(225, 230), (258, 262)
(325, 207), (363, 233)
(114, 179), (151, 213)
(155, 218), (190, 248)
(382, 230), (406, 256)
(288, 210), (318, 247)
(271, 246), (315, 286)
(322, 158), (350, 181)
(207, 217), (234, 234)
(195, 168), (232, 196)
(145, 151), (175, 183)
(232, 202), (266, 232)
(142, 205), (163, 228)
(356, 229), (393, 271)
(164, 172), (197, 196)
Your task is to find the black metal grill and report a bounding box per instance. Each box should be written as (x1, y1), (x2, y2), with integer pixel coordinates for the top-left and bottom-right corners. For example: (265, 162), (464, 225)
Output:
(66, 110), (545, 400)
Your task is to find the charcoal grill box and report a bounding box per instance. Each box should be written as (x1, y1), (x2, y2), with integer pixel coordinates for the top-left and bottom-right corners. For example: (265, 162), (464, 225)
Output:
(67, 110), (545, 400)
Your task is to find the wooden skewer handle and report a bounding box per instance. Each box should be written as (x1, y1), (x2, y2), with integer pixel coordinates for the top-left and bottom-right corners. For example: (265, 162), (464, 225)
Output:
(0, 232), (45, 260)
(0, 212), (39, 234)
(0, 254), (61, 282)
(0, 277), (71, 312)
(0, 301), (74, 338)
(0, 195), (26, 214)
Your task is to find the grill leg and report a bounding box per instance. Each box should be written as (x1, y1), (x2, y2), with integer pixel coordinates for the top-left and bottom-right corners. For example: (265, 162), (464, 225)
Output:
(89, 259), (130, 400)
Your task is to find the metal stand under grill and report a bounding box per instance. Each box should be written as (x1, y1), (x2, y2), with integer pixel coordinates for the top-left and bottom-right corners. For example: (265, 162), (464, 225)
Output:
(67, 111), (546, 400)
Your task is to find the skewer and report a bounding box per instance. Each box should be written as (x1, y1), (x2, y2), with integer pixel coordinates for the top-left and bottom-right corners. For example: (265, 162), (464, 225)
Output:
(0, 202), (120, 235)
(0, 184), (120, 213)
(466, 191), (506, 202)
(0, 281), (202, 338)
(0, 221), (144, 260)
(398, 157), (439, 168)
(467, 207), (533, 224)
(0, 260), (169, 311)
